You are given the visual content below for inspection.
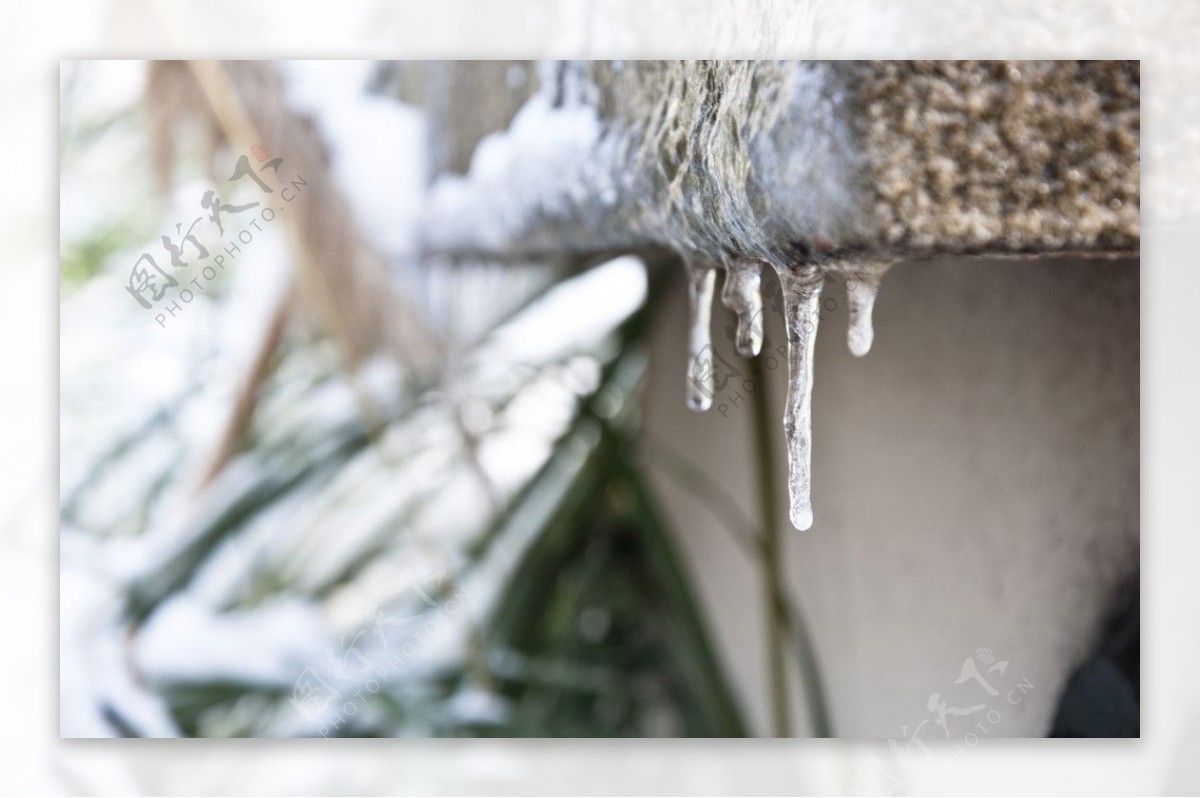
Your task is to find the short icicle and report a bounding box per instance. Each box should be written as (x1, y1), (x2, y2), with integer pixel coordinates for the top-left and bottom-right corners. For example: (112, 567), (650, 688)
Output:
(771, 262), (826, 531)
(841, 259), (894, 358)
(719, 257), (765, 357)
(684, 255), (718, 412)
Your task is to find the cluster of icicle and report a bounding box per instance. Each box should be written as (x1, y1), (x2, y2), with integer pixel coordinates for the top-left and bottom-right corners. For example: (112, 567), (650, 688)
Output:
(684, 255), (892, 531)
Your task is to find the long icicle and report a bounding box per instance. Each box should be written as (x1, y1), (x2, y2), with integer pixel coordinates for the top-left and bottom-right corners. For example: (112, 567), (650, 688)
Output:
(720, 257), (764, 357)
(685, 255), (718, 411)
(841, 259), (894, 358)
(771, 262), (825, 531)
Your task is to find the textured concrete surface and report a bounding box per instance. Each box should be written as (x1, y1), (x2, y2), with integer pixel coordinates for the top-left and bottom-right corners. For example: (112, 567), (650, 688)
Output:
(856, 61), (1140, 252)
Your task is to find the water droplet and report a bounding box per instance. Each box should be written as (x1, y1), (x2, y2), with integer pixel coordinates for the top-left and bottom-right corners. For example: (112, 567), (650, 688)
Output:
(771, 262), (825, 531)
(719, 258), (764, 357)
(685, 256), (718, 412)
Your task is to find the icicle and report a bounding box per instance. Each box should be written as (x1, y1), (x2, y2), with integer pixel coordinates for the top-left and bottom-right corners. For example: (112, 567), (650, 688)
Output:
(771, 262), (825, 531)
(840, 259), (893, 358)
(719, 258), (764, 357)
(684, 256), (718, 411)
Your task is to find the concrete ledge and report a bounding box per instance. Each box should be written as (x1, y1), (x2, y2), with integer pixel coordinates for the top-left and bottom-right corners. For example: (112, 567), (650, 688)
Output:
(415, 60), (1139, 267)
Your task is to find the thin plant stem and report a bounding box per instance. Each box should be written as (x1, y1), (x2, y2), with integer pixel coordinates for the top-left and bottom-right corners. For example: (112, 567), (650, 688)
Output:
(749, 355), (793, 737)
(636, 389), (833, 736)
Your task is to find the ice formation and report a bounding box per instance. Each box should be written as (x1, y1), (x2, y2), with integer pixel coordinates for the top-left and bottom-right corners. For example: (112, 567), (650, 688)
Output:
(719, 258), (765, 358)
(842, 259), (894, 358)
(686, 258), (892, 531)
(771, 264), (826, 531)
(684, 257), (718, 412)
(415, 62), (1137, 533)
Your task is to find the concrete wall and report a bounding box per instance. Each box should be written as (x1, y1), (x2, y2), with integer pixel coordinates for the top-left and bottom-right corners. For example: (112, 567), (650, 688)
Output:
(642, 254), (1138, 737)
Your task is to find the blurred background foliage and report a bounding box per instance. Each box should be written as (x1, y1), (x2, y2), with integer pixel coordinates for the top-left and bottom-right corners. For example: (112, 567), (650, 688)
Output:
(59, 60), (826, 738)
